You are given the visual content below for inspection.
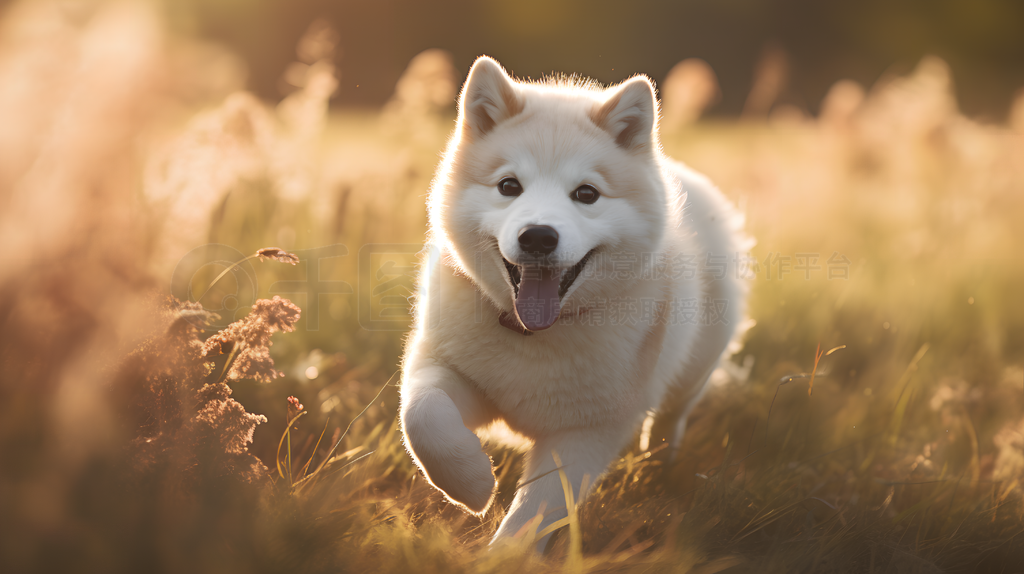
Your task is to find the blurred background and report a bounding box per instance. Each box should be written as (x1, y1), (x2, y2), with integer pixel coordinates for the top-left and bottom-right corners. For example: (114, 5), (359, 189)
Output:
(0, 0), (1022, 572)
(170, 0), (1024, 119)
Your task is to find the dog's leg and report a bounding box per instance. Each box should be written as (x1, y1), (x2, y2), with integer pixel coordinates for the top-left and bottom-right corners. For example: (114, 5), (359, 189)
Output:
(666, 380), (710, 462)
(491, 425), (628, 551)
(665, 371), (714, 460)
(401, 364), (497, 514)
(664, 278), (738, 462)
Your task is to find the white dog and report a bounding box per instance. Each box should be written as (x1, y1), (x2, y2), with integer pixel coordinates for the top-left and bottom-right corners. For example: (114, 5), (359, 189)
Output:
(399, 56), (752, 547)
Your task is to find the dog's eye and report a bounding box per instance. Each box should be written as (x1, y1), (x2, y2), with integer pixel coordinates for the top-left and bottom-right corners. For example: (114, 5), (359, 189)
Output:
(498, 178), (523, 197)
(571, 185), (600, 204)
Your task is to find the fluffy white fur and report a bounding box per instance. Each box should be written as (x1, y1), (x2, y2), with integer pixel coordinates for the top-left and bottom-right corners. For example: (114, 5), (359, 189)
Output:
(399, 56), (753, 548)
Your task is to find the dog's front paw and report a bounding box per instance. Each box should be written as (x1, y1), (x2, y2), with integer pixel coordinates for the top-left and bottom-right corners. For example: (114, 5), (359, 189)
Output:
(402, 388), (496, 514)
(431, 442), (496, 513)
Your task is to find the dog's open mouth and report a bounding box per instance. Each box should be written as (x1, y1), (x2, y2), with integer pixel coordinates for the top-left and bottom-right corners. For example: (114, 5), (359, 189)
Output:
(502, 249), (594, 331)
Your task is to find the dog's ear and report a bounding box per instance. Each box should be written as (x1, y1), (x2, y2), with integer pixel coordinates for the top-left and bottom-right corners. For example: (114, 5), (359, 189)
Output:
(460, 56), (523, 138)
(592, 76), (657, 151)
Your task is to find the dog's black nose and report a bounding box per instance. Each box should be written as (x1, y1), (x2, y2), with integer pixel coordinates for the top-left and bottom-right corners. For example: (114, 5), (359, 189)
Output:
(518, 225), (559, 256)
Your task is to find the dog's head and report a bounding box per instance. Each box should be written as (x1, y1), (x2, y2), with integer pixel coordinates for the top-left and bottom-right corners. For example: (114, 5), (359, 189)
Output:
(428, 56), (675, 331)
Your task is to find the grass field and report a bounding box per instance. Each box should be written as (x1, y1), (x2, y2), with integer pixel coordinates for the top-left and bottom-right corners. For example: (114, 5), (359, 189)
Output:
(1, 3), (1023, 573)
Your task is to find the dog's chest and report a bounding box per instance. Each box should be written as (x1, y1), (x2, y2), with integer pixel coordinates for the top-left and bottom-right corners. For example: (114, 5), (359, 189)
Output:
(435, 312), (651, 435)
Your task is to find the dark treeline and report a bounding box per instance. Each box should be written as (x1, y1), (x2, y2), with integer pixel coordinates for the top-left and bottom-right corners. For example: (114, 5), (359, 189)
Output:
(166, 0), (1024, 120)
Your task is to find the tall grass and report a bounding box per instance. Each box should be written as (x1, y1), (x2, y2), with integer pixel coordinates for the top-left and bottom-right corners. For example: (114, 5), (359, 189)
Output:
(0, 2), (1022, 572)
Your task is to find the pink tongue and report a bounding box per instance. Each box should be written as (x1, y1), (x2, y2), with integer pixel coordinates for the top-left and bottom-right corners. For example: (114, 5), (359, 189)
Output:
(514, 266), (561, 331)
